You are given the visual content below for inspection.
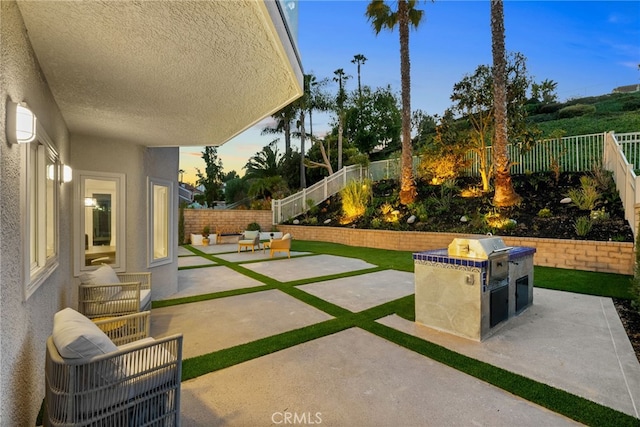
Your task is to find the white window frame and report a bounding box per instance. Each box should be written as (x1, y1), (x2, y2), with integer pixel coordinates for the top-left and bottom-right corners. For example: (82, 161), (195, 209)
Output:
(74, 171), (126, 276)
(21, 123), (60, 300)
(147, 177), (174, 267)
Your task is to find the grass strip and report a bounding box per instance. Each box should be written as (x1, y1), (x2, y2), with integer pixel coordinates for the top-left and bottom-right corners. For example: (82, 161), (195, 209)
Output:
(361, 321), (638, 427)
(293, 240), (415, 272)
(152, 284), (274, 308)
(535, 266), (633, 299)
(278, 285), (352, 318)
(284, 266), (386, 287)
(182, 317), (357, 381)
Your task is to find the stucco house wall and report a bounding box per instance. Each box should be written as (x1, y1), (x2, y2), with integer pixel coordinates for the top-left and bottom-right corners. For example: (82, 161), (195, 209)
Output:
(70, 137), (179, 300)
(1, 2), (73, 425)
(1, 3), (181, 424)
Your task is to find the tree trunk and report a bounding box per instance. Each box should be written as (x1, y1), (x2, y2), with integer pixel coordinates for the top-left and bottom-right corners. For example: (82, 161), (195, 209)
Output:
(398, 0), (416, 205)
(337, 113), (343, 170)
(491, 0), (520, 207)
(299, 111), (307, 188)
(284, 121), (291, 156)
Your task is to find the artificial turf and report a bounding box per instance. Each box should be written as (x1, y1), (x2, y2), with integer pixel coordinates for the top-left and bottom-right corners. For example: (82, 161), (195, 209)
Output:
(169, 241), (638, 426)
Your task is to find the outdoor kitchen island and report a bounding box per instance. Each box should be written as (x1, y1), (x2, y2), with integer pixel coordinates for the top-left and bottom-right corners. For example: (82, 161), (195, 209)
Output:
(413, 237), (536, 341)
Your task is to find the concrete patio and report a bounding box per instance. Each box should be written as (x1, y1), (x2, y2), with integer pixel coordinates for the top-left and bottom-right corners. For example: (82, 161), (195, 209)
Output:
(155, 243), (640, 425)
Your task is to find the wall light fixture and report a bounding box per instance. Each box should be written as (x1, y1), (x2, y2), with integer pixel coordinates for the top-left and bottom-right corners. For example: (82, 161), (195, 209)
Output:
(6, 100), (37, 145)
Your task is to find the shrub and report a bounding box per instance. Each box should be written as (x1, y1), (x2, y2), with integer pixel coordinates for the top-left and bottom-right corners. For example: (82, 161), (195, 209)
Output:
(537, 208), (552, 218)
(538, 102), (562, 114)
(622, 98), (640, 112)
(557, 104), (596, 119)
(340, 179), (372, 223)
(566, 176), (600, 211)
(409, 201), (429, 222)
(573, 216), (592, 237)
(590, 208), (609, 222)
(246, 222), (261, 231)
(418, 152), (468, 184)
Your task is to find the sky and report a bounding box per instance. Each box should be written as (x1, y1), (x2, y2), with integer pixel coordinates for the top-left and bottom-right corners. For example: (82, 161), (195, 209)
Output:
(179, 0), (640, 185)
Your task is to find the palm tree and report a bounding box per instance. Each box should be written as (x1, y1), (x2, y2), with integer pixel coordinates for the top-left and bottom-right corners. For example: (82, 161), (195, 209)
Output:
(333, 68), (351, 170)
(366, 0), (424, 205)
(491, 0), (520, 207)
(262, 103), (297, 156)
(351, 54), (368, 97)
(288, 74), (315, 188)
(243, 140), (283, 180)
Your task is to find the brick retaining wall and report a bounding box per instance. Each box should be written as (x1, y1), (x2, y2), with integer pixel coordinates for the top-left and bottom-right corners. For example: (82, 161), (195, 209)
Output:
(181, 210), (634, 275)
(277, 225), (635, 276)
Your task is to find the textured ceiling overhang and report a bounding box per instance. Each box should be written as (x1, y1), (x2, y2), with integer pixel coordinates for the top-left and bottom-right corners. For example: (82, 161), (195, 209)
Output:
(16, 0), (303, 147)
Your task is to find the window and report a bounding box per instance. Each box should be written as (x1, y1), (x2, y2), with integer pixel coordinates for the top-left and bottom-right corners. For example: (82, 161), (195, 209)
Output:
(148, 177), (174, 267)
(74, 171), (126, 275)
(22, 125), (59, 299)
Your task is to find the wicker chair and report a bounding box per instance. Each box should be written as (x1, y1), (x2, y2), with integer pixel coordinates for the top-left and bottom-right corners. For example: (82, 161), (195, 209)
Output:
(44, 308), (182, 427)
(79, 265), (152, 319)
(237, 230), (261, 253)
(269, 233), (292, 258)
(93, 311), (151, 346)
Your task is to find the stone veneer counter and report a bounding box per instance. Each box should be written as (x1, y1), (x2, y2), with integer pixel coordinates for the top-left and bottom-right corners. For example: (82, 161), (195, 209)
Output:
(413, 246), (536, 341)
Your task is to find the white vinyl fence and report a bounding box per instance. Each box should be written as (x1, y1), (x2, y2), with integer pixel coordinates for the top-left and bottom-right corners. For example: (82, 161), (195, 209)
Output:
(603, 131), (640, 238)
(462, 133), (605, 176)
(273, 132), (640, 235)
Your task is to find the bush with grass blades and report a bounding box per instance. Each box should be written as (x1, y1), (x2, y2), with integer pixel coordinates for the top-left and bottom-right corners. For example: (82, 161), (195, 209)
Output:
(573, 216), (592, 237)
(340, 179), (372, 223)
(566, 176), (600, 211)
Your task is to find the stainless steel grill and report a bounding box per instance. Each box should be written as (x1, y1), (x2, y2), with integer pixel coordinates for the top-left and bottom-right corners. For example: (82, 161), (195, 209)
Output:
(414, 236), (535, 341)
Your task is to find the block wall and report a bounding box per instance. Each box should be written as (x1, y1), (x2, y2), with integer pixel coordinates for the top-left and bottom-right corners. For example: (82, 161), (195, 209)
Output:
(276, 225), (635, 276)
(183, 209), (273, 243)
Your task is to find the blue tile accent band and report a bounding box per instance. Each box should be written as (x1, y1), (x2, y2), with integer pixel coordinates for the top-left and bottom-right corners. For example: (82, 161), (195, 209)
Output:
(413, 246), (536, 267)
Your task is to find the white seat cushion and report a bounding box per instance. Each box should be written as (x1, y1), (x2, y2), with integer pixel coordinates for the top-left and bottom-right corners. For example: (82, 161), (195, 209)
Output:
(79, 264), (121, 300)
(79, 263), (119, 285)
(52, 308), (117, 359)
(242, 230), (260, 239)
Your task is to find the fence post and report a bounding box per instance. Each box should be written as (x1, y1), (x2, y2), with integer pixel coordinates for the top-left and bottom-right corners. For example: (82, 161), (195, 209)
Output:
(324, 177), (328, 200)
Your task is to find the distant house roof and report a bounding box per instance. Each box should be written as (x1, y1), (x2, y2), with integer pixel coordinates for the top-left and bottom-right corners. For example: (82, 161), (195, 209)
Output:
(613, 84), (640, 94)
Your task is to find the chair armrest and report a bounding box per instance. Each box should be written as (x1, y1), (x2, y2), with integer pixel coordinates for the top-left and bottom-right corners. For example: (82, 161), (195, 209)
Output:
(93, 311), (151, 346)
(45, 334), (183, 426)
(79, 282), (141, 318)
(270, 239), (291, 249)
(117, 272), (151, 290)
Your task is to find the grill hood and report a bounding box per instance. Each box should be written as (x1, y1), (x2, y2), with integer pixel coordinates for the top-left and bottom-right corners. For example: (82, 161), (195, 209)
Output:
(448, 237), (512, 259)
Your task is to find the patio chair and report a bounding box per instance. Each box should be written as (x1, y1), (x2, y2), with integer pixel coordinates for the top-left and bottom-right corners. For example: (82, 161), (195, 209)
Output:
(44, 308), (182, 427)
(238, 230), (260, 253)
(269, 233), (292, 258)
(93, 311), (151, 346)
(79, 264), (151, 319)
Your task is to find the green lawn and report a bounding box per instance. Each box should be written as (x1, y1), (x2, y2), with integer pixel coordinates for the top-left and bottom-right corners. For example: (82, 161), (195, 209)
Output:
(169, 241), (638, 426)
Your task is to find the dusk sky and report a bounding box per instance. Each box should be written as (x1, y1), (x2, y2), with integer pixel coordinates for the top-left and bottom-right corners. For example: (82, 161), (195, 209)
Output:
(180, 0), (640, 184)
